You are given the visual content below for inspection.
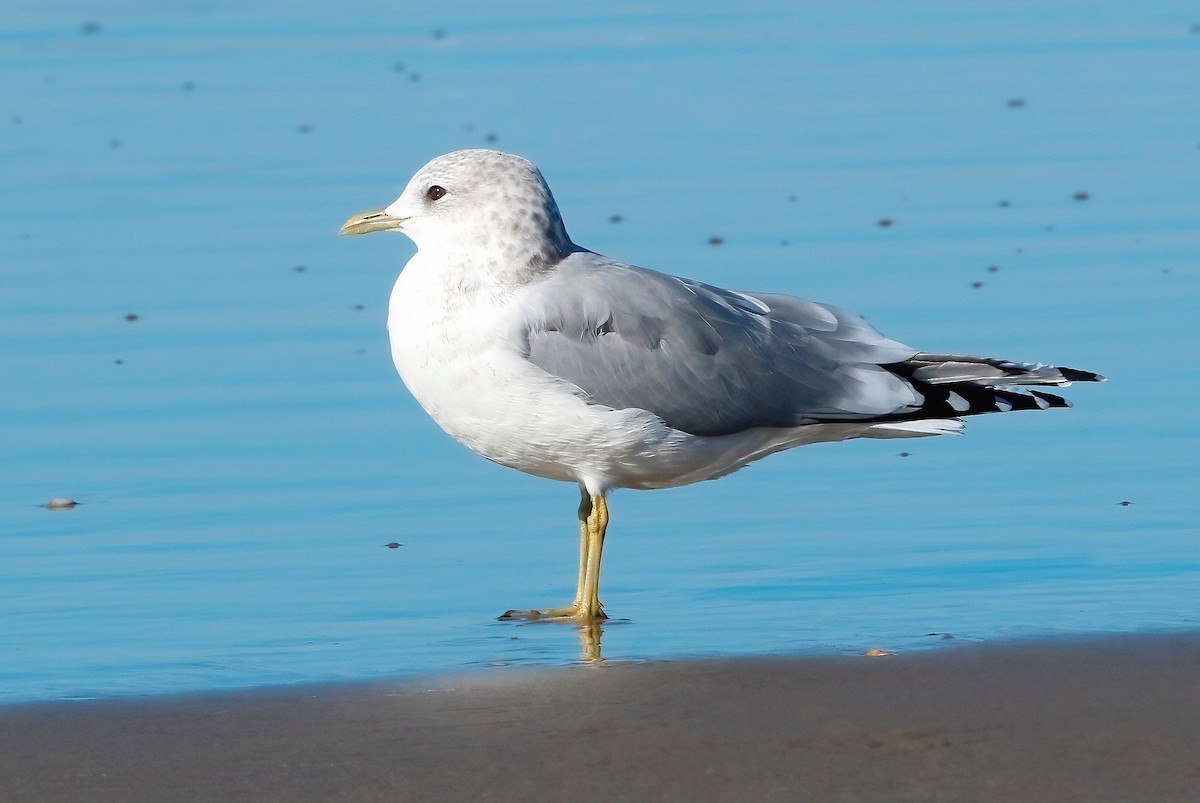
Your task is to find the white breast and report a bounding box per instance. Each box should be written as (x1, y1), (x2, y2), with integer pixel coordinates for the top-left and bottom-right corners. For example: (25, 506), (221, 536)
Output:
(387, 253), (663, 490)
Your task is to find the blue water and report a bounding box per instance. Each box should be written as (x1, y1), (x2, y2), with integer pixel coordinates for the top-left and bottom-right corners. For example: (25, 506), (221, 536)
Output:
(2, 2), (1198, 702)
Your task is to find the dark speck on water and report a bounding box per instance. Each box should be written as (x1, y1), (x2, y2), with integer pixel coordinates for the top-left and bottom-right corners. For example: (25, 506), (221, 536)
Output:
(432, 29), (446, 40)
(354, 304), (364, 311)
(81, 21), (101, 34)
(899, 452), (911, 458)
(484, 132), (498, 143)
(986, 265), (999, 273)
(707, 236), (724, 246)
(971, 281), (984, 289)
(998, 200), (1010, 207)
(294, 265), (306, 273)
(1007, 98), (1026, 108)
(124, 313), (138, 322)
(393, 62), (405, 73)
(182, 81), (195, 91)
(1119, 501), (1133, 507)
(385, 542), (403, 549)
(44, 498), (79, 510)
(1073, 191), (1090, 202)
(609, 215), (623, 223)
(297, 124), (312, 134)
(876, 218), (893, 228)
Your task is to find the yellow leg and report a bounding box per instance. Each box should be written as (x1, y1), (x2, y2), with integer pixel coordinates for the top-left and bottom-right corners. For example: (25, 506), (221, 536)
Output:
(570, 488), (590, 608)
(580, 492), (608, 619)
(500, 488), (609, 623)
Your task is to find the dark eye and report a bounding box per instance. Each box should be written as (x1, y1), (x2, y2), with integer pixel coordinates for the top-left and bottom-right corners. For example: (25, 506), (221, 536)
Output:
(426, 185), (446, 201)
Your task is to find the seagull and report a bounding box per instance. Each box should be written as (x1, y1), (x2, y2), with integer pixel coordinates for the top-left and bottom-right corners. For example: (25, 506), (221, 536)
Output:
(340, 149), (1102, 623)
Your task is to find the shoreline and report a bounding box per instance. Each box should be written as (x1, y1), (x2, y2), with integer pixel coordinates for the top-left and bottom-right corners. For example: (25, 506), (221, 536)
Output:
(4, 632), (1199, 801)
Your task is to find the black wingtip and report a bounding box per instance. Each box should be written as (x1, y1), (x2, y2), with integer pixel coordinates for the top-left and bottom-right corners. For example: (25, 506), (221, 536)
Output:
(1058, 366), (1105, 383)
(1029, 389), (1071, 409)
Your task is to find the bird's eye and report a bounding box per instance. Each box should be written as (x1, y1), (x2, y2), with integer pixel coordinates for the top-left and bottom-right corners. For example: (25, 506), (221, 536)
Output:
(426, 185), (446, 201)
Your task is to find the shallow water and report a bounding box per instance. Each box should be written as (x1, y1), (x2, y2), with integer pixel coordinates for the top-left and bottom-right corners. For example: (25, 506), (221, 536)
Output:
(2, 1), (1198, 702)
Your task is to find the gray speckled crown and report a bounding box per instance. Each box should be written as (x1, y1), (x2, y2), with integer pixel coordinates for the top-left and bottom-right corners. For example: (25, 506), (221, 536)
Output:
(412, 149), (575, 278)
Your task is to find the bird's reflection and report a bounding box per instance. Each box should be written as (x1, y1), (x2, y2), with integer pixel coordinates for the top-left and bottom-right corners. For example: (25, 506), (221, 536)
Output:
(576, 621), (604, 663)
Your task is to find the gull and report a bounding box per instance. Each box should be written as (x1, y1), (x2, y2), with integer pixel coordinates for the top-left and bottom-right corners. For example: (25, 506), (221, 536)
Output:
(340, 149), (1102, 623)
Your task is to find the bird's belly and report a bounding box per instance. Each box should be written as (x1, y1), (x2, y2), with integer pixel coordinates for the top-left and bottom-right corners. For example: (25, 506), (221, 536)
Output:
(386, 281), (656, 488)
(393, 341), (655, 486)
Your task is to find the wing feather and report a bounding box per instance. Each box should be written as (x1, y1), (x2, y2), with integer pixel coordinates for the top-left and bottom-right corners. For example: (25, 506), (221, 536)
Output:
(520, 254), (919, 436)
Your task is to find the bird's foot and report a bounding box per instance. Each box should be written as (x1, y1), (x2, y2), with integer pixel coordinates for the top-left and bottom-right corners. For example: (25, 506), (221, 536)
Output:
(499, 601), (606, 623)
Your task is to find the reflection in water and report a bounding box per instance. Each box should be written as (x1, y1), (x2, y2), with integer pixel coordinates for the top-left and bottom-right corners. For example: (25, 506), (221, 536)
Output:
(576, 622), (604, 664)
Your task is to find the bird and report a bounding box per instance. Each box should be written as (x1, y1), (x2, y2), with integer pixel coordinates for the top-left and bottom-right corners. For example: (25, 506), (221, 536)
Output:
(339, 149), (1103, 623)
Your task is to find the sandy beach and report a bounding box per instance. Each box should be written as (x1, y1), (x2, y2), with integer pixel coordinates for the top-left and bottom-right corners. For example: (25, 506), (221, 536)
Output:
(3, 632), (1198, 802)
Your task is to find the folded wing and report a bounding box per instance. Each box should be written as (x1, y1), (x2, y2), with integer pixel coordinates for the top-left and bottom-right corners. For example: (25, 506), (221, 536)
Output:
(521, 254), (1102, 437)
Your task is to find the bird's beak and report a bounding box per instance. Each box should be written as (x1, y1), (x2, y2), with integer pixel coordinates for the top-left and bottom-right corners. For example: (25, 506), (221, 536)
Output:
(339, 208), (407, 236)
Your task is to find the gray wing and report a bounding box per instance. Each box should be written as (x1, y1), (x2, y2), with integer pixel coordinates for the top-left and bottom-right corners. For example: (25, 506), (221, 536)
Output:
(519, 253), (921, 436)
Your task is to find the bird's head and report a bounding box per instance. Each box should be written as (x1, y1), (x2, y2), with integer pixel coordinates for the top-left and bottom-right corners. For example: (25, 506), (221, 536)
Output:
(340, 149), (575, 280)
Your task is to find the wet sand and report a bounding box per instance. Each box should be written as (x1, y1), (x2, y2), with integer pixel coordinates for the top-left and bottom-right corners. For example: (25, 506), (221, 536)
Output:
(3, 633), (1198, 802)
